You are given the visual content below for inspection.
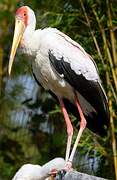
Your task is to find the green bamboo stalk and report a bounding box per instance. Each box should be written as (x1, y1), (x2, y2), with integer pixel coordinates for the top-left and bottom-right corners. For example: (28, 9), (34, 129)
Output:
(0, 47), (3, 96)
(79, 0), (105, 68)
(107, 0), (117, 77)
(92, 8), (117, 94)
(80, 1), (117, 179)
(108, 88), (117, 180)
(80, 0), (117, 103)
(92, 5), (117, 179)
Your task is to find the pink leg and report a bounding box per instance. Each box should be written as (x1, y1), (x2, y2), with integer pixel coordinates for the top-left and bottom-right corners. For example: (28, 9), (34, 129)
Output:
(58, 97), (73, 162)
(69, 92), (87, 163)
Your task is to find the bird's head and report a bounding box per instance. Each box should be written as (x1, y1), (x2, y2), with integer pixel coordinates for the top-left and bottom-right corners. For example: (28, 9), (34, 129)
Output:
(8, 6), (35, 75)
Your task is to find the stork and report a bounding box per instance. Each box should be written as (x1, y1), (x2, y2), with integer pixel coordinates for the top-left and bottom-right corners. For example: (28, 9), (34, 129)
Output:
(9, 6), (109, 170)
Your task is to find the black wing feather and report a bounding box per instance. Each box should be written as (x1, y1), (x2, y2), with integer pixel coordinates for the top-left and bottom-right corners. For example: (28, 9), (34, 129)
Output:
(49, 51), (110, 136)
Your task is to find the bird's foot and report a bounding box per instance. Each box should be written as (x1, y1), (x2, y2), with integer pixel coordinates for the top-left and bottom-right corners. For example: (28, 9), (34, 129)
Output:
(54, 169), (67, 180)
(54, 161), (72, 180)
(50, 168), (58, 177)
(50, 169), (66, 180)
(50, 161), (72, 180)
(64, 161), (73, 171)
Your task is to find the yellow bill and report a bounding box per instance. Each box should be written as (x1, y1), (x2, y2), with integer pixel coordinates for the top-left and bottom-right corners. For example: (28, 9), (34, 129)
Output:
(8, 18), (25, 75)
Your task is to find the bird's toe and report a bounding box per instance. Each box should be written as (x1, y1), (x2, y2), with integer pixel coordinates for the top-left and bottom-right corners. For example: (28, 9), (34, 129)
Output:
(64, 161), (73, 171)
(50, 168), (58, 178)
(55, 169), (67, 180)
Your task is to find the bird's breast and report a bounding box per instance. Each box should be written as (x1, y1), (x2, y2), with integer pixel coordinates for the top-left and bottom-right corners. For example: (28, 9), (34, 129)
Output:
(32, 53), (74, 100)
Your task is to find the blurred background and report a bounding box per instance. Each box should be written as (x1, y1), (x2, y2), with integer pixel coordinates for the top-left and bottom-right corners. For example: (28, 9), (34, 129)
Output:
(0, 0), (117, 179)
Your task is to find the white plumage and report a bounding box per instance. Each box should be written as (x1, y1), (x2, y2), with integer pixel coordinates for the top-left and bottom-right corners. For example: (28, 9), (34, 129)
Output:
(21, 26), (100, 101)
(23, 27), (99, 81)
(12, 158), (65, 180)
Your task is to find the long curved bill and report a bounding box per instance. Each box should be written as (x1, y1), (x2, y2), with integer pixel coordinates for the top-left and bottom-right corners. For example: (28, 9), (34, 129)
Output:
(8, 18), (25, 75)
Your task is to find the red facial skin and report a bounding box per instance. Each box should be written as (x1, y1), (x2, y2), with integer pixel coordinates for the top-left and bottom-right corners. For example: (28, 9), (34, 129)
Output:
(16, 6), (28, 26)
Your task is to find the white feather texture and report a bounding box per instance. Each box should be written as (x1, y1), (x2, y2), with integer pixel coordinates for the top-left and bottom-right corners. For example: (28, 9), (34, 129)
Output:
(34, 28), (100, 81)
(12, 158), (65, 180)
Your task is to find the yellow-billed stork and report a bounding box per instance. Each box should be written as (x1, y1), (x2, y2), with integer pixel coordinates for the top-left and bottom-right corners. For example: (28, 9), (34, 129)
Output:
(8, 6), (109, 169)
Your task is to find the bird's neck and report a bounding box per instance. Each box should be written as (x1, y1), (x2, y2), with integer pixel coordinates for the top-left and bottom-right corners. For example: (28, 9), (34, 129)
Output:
(24, 22), (35, 39)
(20, 24), (34, 47)
(20, 22), (41, 56)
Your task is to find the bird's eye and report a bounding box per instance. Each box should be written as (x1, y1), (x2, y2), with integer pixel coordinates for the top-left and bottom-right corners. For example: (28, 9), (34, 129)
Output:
(24, 13), (26, 16)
